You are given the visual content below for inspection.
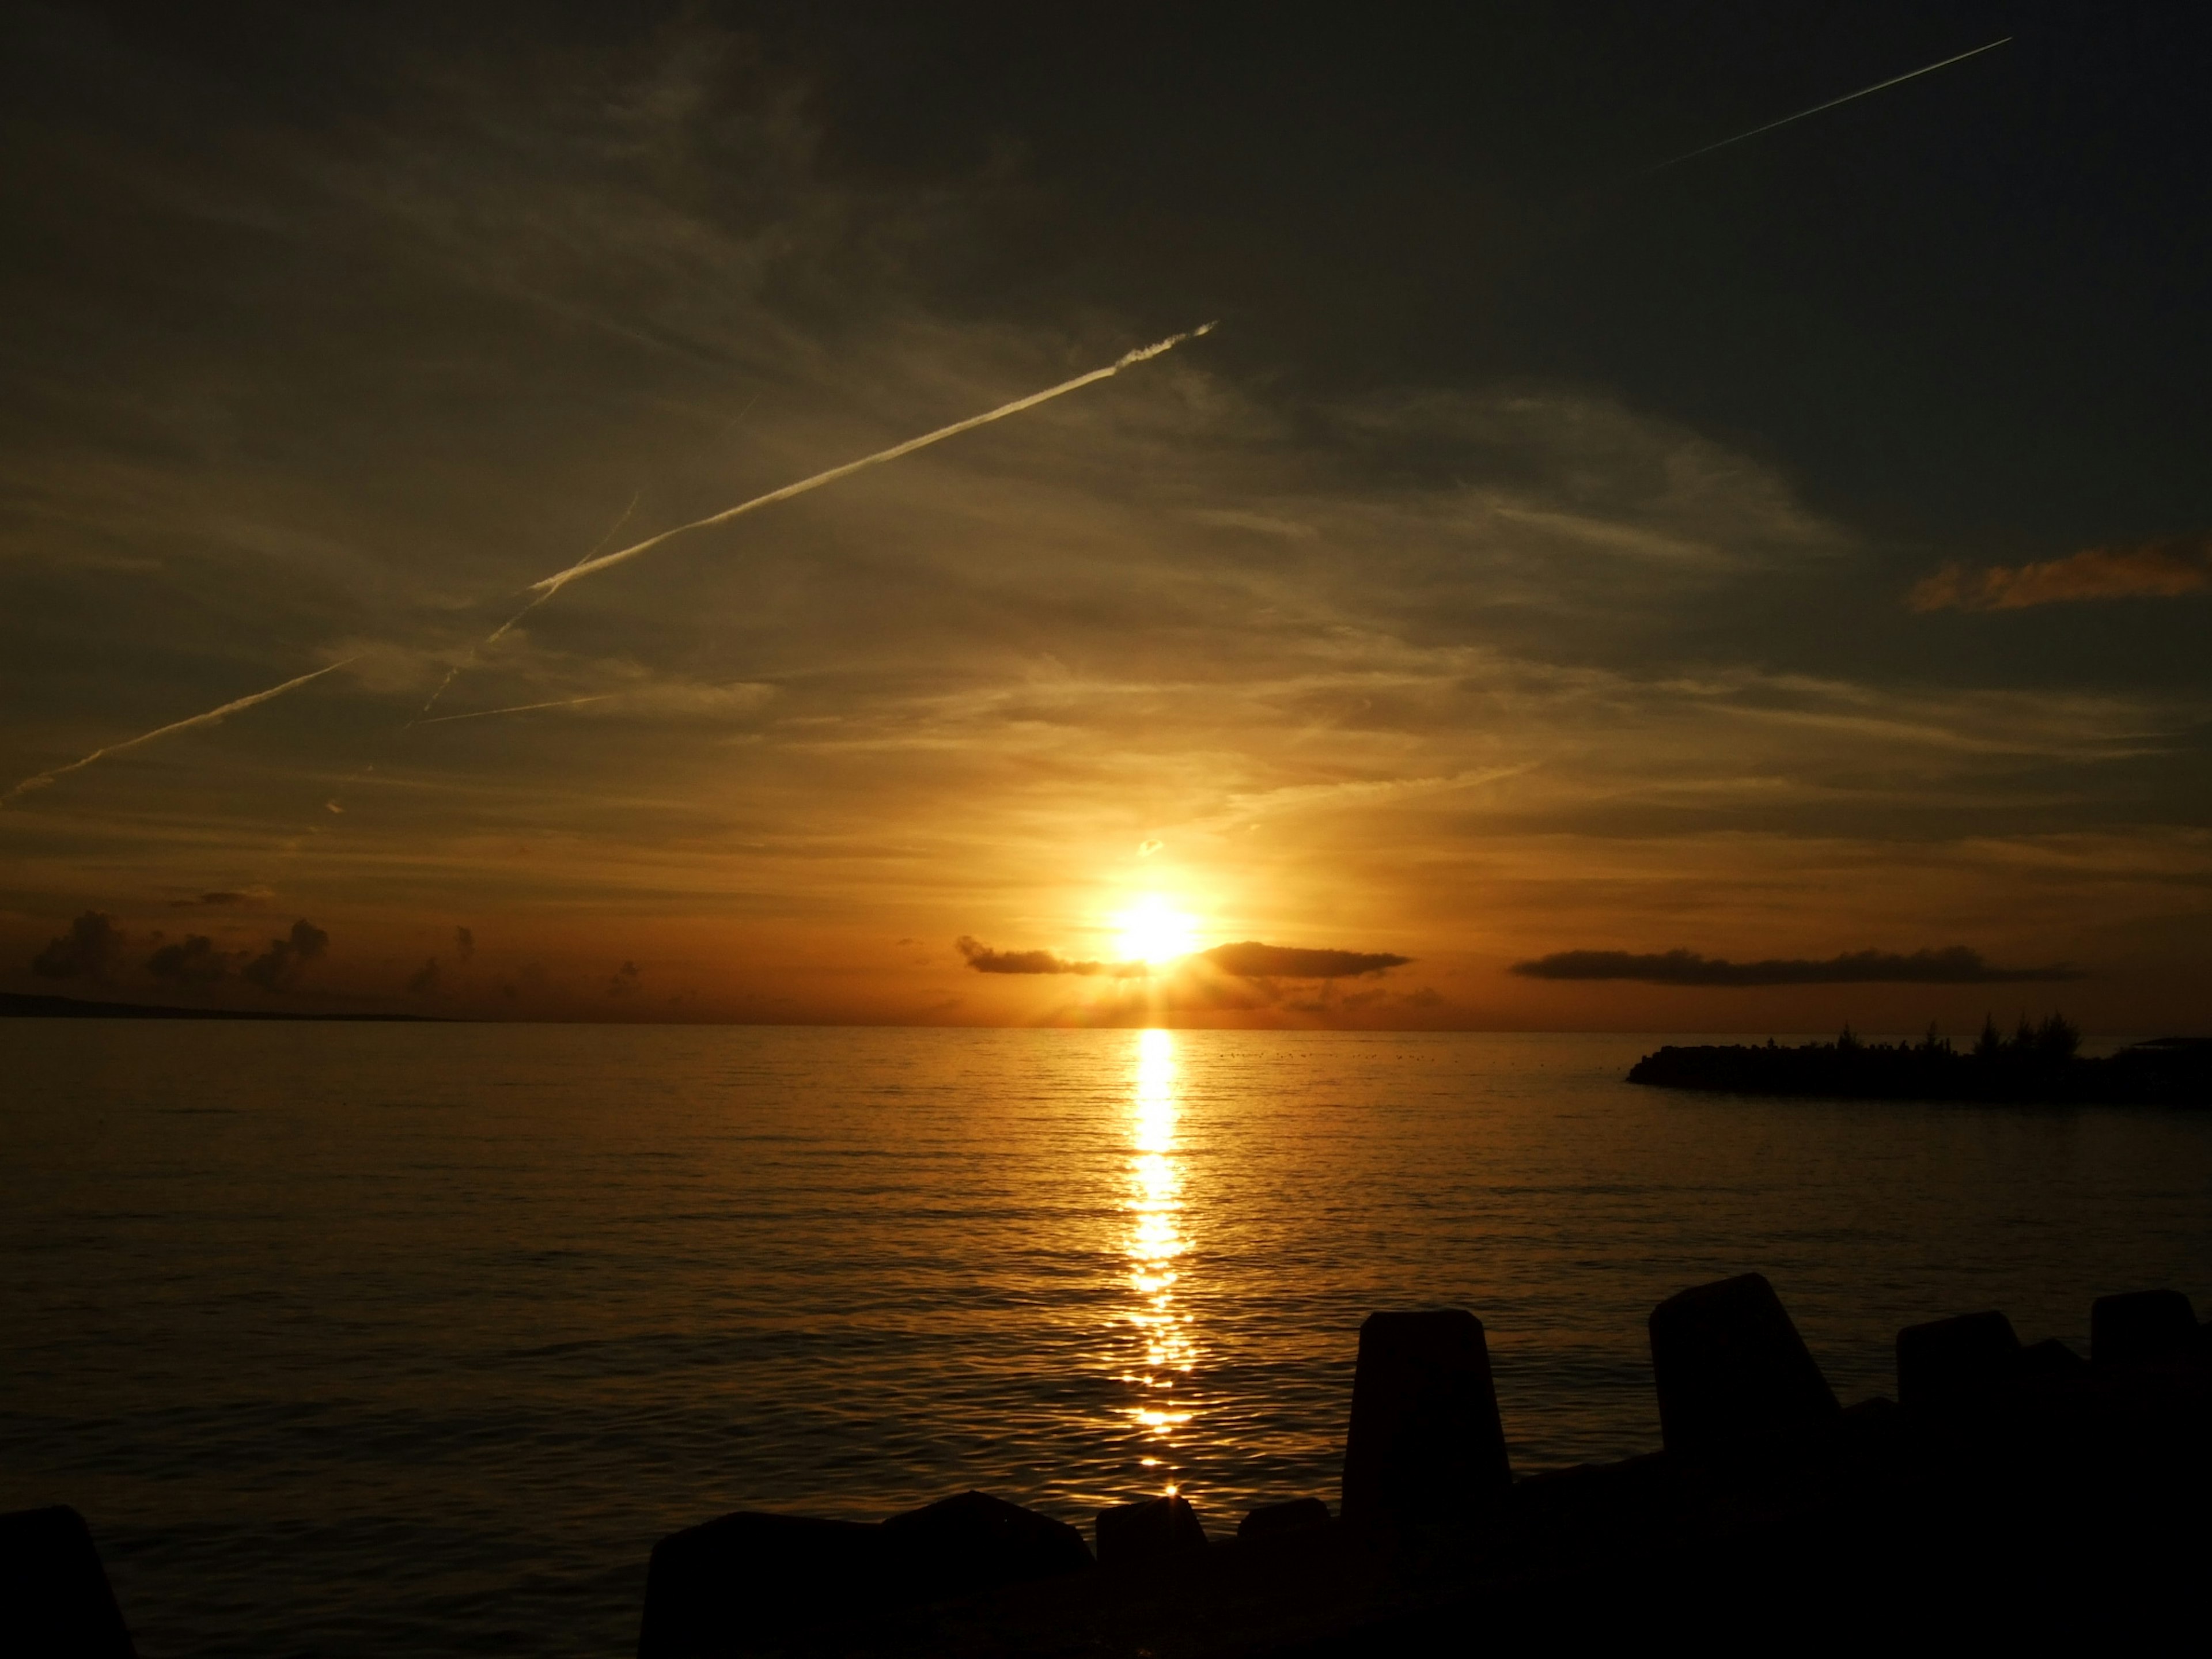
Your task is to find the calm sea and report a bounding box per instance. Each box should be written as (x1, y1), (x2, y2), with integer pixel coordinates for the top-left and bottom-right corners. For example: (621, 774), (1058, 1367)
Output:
(5, 1022), (2210, 1655)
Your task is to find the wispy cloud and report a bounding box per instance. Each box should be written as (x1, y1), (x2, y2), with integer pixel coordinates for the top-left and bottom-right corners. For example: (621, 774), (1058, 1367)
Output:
(1911, 540), (2211, 611)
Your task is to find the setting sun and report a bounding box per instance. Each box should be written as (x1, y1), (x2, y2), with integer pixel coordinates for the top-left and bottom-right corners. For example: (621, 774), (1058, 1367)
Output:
(1114, 897), (1200, 966)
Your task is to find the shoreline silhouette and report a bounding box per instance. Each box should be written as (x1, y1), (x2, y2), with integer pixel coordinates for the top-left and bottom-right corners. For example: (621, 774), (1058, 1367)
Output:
(1629, 1017), (2212, 1106)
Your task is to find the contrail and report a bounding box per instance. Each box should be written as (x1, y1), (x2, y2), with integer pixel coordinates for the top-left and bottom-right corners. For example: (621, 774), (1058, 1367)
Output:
(412, 490), (643, 726)
(3, 659), (355, 806)
(526, 322), (1217, 599)
(416, 694), (614, 725)
(1641, 36), (2012, 176)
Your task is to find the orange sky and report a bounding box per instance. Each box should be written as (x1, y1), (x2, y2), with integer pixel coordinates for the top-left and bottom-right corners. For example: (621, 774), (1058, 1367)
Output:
(3, 12), (2207, 1035)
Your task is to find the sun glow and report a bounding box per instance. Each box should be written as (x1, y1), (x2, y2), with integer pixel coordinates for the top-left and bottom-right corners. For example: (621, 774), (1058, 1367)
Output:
(1114, 896), (1200, 966)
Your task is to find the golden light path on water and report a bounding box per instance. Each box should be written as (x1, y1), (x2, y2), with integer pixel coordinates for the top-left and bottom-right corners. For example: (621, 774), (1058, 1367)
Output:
(1123, 1027), (1195, 1491)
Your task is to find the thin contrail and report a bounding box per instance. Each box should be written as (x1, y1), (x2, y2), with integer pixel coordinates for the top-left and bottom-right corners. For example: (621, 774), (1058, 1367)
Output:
(416, 694), (615, 725)
(2, 659), (355, 806)
(526, 323), (1217, 599)
(1641, 36), (2012, 176)
(412, 490), (643, 726)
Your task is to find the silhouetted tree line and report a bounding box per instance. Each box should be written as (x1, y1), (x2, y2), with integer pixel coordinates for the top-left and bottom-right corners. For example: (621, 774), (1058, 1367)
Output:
(1630, 1016), (2210, 1105)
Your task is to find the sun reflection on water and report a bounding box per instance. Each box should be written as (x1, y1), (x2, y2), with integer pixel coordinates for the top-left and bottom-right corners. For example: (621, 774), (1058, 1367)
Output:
(1123, 1027), (1194, 1487)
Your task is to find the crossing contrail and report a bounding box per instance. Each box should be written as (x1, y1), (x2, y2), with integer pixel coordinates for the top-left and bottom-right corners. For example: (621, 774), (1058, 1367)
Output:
(416, 694), (614, 725)
(411, 490), (642, 726)
(2, 659), (355, 806)
(1641, 36), (2012, 176)
(525, 323), (1217, 600)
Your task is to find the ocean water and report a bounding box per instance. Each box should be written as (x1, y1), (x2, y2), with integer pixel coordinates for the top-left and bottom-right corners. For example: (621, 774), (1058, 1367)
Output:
(5, 1021), (2211, 1656)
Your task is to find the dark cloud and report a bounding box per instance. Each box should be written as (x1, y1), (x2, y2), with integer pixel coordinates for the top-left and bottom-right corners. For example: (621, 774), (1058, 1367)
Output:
(31, 911), (126, 984)
(1509, 947), (2084, 987)
(242, 919), (330, 991)
(406, 957), (441, 995)
(147, 934), (228, 985)
(454, 926), (475, 962)
(607, 960), (641, 997)
(955, 937), (1410, 981)
(1910, 539), (2211, 611)
(957, 937), (1128, 976)
(1199, 942), (1412, 979)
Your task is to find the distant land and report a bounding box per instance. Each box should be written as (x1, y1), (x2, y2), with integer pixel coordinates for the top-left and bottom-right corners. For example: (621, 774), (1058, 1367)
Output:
(1, 991), (442, 1022)
(1631, 1018), (2212, 1107)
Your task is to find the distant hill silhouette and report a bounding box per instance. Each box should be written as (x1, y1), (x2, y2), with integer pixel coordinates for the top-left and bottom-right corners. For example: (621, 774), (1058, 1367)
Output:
(1630, 1017), (2211, 1106)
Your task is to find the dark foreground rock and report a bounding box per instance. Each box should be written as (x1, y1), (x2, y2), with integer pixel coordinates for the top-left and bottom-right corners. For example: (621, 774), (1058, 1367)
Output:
(1338, 1309), (1509, 1525)
(0, 1505), (135, 1658)
(641, 1277), (2212, 1654)
(1094, 1496), (1206, 1569)
(639, 1493), (1092, 1657)
(1896, 1309), (2021, 1412)
(1648, 1274), (1838, 1458)
(2090, 1287), (2199, 1365)
(1236, 1498), (1331, 1543)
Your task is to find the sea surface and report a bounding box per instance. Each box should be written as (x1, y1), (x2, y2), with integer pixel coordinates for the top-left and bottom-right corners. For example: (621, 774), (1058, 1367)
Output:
(5, 1022), (2211, 1656)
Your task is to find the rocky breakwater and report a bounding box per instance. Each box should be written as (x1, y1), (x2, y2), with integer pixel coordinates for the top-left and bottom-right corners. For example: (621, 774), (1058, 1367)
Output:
(631, 1276), (2212, 1654)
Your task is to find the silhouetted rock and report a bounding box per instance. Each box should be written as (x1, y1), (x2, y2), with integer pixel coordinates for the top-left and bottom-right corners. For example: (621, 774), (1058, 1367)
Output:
(1340, 1309), (1511, 1526)
(1236, 1497), (1331, 1543)
(881, 1490), (1091, 1596)
(0, 1506), (135, 1659)
(1897, 1310), (2021, 1412)
(638, 1511), (890, 1657)
(1649, 1274), (1839, 1459)
(2017, 1336), (2088, 1381)
(2091, 1289), (2199, 1366)
(1094, 1495), (1207, 1569)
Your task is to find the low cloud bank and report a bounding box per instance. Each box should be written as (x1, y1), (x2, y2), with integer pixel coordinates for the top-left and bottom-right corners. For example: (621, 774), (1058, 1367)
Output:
(1196, 942), (1411, 979)
(242, 919), (330, 991)
(957, 937), (1139, 976)
(1911, 539), (2210, 611)
(148, 934), (228, 984)
(1510, 946), (2083, 986)
(957, 936), (1410, 980)
(31, 911), (127, 983)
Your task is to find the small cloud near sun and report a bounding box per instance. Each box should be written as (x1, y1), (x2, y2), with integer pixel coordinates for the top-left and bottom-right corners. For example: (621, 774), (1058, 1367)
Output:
(1138, 839), (1163, 856)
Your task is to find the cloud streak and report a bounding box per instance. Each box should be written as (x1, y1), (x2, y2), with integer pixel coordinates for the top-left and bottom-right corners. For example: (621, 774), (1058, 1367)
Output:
(1510, 946), (2082, 986)
(2, 660), (354, 807)
(956, 936), (1411, 980)
(956, 936), (1141, 976)
(1198, 942), (1411, 979)
(525, 324), (1217, 600)
(1910, 540), (2211, 611)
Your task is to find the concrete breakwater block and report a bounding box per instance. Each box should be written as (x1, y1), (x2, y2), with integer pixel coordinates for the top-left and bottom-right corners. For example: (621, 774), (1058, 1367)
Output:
(1340, 1309), (1511, 1526)
(0, 1505), (136, 1659)
(1649, 1274), (1839, 1459)
(2018, 1336), (2088, 1380)
(1897, 1310), (2021, 1412)
(1236, 1497), (1331, 1543)
(880, 1490), (1092, 1590)
(639, 1491), (1091, 1657)
(1095, 1494), (1207, 1568)
(639, 1512), (888, 1657)
(2090, 1289), (2198, 1366)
